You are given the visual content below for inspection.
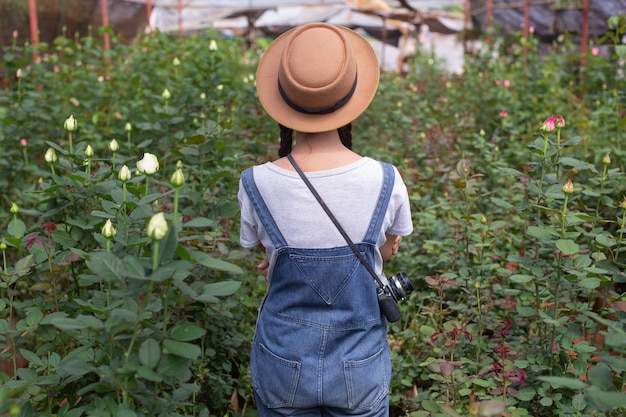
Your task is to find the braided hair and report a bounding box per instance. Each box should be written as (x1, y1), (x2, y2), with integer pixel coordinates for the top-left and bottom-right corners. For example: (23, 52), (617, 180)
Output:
(278, 124), (353, 158)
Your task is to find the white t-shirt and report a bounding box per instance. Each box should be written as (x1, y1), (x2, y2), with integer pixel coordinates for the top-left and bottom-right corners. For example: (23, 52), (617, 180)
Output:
(238, 157), (413, 279)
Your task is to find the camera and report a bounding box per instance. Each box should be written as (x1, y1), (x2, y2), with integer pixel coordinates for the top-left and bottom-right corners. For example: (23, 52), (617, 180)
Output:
(377, 272), (414, 323)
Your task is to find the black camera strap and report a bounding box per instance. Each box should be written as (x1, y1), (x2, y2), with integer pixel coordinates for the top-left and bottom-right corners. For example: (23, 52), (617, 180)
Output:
(287, 154), (385, 289)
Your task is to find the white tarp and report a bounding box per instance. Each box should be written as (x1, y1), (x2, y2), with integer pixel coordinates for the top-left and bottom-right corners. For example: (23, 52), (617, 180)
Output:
(123, 0), (466, 72)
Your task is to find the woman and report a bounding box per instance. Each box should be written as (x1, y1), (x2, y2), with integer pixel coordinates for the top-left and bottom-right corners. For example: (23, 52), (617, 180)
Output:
(238, 22), (413, 417)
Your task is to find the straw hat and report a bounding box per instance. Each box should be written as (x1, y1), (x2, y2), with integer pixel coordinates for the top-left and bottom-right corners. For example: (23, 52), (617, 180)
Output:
(256, 22), (380, 133)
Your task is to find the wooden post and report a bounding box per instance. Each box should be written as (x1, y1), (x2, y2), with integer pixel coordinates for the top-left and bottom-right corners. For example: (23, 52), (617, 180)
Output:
(523, 0), (530, 40)
(579, 0), (589, 94)
(101, 0), (110, 52)
(486, 0), (493, 45)
(178, 0), (183, 37)
(28, 0), (39, 60)
(580, 0), (589, 65)
(463, 0), (469, 54)
(146, 0), (152, 32)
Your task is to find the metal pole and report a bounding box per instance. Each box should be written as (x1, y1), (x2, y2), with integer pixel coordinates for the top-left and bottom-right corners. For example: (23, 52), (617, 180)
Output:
(28, 0), (39, 60)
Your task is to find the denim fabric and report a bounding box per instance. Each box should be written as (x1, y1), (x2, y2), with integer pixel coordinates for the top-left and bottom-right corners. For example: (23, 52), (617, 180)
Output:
(241, 162), (395, 417)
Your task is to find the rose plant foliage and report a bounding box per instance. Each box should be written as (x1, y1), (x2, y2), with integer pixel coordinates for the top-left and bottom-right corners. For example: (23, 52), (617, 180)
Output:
(1, 13), (626, 417)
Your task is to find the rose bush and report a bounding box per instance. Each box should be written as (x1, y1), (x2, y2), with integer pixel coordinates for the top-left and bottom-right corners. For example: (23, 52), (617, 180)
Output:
(1, 14), (625, 417)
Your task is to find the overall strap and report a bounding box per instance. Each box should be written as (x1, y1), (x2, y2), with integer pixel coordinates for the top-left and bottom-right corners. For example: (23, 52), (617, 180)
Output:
(363, 162), (395, 244)
(241, 167), (288, 249)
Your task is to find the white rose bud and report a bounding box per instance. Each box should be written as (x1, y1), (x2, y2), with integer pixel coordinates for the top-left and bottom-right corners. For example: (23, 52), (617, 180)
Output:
(147, 212), (168, 241)
(136, 153), (159, 175)
(64, 114), (77, 131)
(44, 147), (58, 163)
(124, 122), (132, 132)
(209, 40), (218, 51)
(118, 164), (131, 182)
(170, 166), (185, 187)
(162, 89), (171, 100)
(172, 57), (180, 66)
(85, 144), (94, 158)
(108, 138), (119, 152)
(101, 219), (116, 239)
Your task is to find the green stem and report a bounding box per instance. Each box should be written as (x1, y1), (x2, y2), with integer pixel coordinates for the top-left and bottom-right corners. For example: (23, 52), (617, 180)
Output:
(86, 157), (91, 184)
(68, 131), (73, 155)
(13, 214), (18, 238)
(555, 130), (562, 181)
(475, 283), (483, 373)
(592, 164), (608, 230)
(152, 240), (160, 272)
(145, 175), (149, 196)
(173, 187), (179, 228)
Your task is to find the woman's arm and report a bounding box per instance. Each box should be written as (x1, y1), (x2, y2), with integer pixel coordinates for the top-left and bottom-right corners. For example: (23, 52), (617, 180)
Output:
(380, 234), (402, 261)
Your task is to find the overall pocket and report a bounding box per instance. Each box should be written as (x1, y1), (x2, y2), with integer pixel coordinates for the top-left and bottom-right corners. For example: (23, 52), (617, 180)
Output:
(343, 347), (389, 410)
(251, 342), (301, 408)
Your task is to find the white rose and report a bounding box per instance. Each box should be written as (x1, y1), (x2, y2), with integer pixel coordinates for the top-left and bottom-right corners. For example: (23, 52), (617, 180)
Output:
(136, 153), (159, 175)
(147, 212), (168, 241)
(118, 165), (131, 182)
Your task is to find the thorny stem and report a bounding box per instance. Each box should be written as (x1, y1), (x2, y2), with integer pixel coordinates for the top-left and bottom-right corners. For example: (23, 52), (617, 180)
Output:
(592, 163), (608, 230)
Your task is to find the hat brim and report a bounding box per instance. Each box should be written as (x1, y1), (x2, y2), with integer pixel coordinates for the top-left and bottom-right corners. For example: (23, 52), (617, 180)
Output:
(256, 24), (380, 133)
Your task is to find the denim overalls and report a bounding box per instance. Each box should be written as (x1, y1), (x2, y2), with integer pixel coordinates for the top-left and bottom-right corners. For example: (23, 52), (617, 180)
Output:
(241, 162), (395, 416)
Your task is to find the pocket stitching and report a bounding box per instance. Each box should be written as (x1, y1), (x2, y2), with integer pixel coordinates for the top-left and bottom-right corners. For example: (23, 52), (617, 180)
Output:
(343, 347), (388, 410)
(253, 342), (301, 408)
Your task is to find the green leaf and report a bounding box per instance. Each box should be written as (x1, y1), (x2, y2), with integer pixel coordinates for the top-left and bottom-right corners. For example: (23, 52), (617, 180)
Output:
(7, 219), (26, 238)
(472, 378), (492, 387)
(556, 239), (579, 255)
(559, 157), (593, 170)
(496, 167), (524, 177)
(59, 359), (95, 377)
(139, 338), (161, 369)
(86, 252), (123, 282)
(137, 365), (163, 382)
(516, 306), (537, 317)
(202, 281), (241, 298)
(585, 390), (626, 411)
(527, 226), (555, 241)
(578, 277), (601, 289)
(595, 233), (616, 248)
(162, 339), (201, 359)
(510, 274), (534, 284)
(183, 217), (216, 228)
(170, 323), (206, 341)
(156, 354), (192, 378)
(537, 376), (587, 390)
(587, 364), (614, 390)
(18, 349), (44, 367)
(121, 256), (147, 280)
(191, 251), (243, 274)
(13, 255), (34, 277)
(489, 197), (513, 209)
(539, 396), (553, 406)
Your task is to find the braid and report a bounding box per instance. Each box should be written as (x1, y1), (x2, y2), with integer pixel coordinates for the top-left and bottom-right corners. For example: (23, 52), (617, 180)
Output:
(278, 124), (294, 158)
(279, 123), (352, 157)
(338, 123), (352, 150)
